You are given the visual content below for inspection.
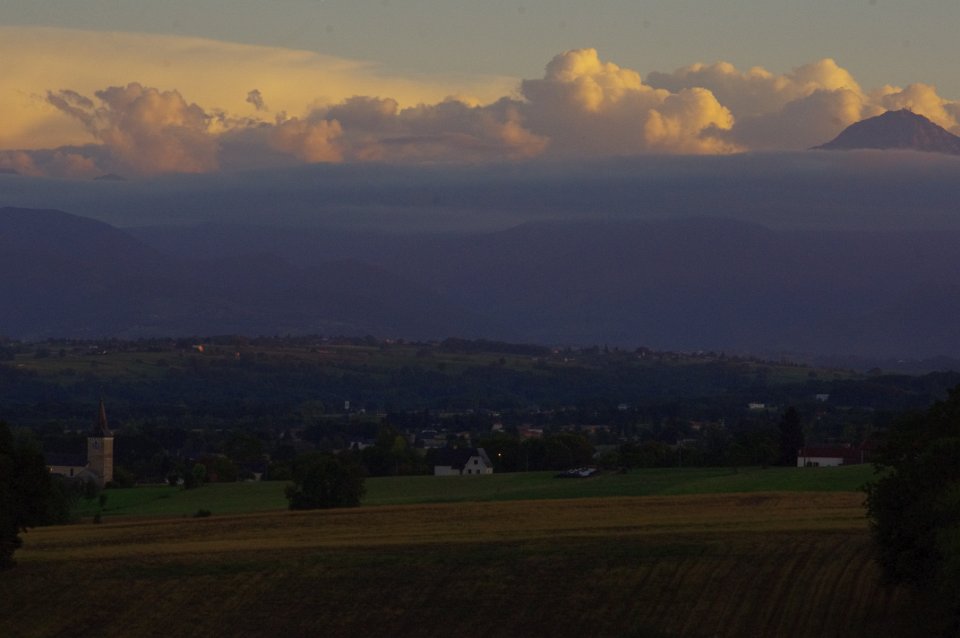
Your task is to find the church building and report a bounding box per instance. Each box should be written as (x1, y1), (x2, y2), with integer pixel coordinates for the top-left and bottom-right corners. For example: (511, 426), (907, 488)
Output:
(47, 400), (115, 487)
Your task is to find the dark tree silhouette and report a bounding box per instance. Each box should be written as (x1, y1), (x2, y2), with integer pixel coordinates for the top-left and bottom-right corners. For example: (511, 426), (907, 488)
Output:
(865, 387), (960, 633)
(0, 422), (61, 569)
(778, 407), (804, 466)
(286, 453), (365, 510)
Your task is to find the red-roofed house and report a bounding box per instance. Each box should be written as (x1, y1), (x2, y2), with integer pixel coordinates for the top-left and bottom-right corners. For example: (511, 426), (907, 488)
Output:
(797, 444), (868, 467)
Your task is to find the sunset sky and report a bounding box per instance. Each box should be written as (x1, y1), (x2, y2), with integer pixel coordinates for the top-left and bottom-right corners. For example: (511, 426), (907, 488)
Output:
(4, 1), (960, 177)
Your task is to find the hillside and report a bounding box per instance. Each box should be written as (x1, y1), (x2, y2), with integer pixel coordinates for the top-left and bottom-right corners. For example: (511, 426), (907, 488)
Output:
(7, 334), (955, 426)
(7, 204), (960, 358)
(0, 206), (484, 340)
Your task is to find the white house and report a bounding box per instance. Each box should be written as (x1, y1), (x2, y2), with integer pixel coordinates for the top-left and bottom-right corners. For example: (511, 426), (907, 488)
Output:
(797, 445), (866, 467)
(433, 447), (494, 476)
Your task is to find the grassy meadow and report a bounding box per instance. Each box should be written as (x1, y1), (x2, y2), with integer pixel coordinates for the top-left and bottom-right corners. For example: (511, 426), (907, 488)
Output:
(1, 490), (925, 638)
(72, 464), (877, 519)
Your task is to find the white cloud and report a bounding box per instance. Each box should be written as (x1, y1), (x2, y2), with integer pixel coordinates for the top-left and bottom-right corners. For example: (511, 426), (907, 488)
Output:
(875, 83), (960, 133)
(520, 49), (737, 155)
(647, 57), (960, 149)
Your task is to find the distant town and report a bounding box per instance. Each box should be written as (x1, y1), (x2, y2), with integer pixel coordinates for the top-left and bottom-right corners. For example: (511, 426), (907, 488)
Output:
(2, 334), (954, 487)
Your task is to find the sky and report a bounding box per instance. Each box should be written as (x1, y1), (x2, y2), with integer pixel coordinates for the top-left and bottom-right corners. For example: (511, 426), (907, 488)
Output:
(3, 1), (960, 178)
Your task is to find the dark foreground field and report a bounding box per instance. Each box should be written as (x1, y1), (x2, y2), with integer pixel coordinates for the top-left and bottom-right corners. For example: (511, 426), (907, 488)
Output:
(0, 491), (932, 638)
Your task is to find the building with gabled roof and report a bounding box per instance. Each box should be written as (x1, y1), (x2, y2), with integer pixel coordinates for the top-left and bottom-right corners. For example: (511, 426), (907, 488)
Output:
(433, 447), (493, 476)
(797, 444), (868, 467)
(47, 399), (115, 487)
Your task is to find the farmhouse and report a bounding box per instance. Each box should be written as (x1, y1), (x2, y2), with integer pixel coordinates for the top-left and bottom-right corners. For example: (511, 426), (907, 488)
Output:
(47, 399), (115, 487)
(797, 444), (867, 467)
(433, 447), (494, 476)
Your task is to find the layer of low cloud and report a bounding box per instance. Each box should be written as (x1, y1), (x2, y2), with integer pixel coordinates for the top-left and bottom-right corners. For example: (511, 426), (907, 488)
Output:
(5, 152), (960, 235)
(5, 28), (960, 177)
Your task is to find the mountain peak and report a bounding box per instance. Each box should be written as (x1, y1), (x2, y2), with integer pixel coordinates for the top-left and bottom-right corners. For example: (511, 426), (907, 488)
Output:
(813, 109), (960, 155)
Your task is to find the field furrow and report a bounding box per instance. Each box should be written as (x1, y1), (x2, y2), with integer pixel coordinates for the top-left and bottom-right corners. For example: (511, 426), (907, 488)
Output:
(1, 492), (922, 637)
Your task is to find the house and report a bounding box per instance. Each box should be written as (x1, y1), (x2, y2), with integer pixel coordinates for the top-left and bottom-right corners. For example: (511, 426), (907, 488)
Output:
(433, 447), (494, 476)
(46, 452), (96, 482)
(47, 399), (115, 487)
(797, 444), (868, 467)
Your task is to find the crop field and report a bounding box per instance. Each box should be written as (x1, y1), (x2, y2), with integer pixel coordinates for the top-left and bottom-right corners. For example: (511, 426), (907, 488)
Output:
(73, 464), (876, 519)
(0, 491), (923, 638)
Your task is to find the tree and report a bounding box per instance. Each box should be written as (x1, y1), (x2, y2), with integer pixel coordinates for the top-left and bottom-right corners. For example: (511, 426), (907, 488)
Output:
(286, 453), (365, 510)
(181, 462), (207, 489)
(778, 407), (804, 466)
(0, 422), (62, 569)
(865, 387), (960, 632)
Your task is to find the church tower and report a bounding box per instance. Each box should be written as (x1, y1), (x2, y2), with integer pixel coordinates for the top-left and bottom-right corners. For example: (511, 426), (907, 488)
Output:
(87, 399), (114, 486)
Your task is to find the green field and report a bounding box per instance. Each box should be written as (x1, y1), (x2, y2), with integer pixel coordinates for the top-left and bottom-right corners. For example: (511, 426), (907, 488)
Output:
(75, 465), (877, 519)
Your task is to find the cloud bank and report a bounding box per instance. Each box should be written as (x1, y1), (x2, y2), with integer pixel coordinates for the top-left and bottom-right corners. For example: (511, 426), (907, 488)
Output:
(0, 26), (516, 151)
(4, 28), (960, 177)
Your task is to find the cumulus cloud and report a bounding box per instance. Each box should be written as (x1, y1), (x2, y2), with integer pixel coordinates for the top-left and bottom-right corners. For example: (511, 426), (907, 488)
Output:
(520, 49), (737, 155)
(11, 36), (960, 176)
(268, 117), (343, 163)
(0, 26), (518, 152)
(259, 50), (736, 165)
(875, 83), (960, 132)
(648, 58), (860, 119)
(647, 57), (960, 149)
(47, 83), (219, 175)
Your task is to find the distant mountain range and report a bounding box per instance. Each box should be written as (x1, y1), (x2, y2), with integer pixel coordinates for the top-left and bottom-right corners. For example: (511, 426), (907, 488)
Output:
(0, 207), (484, 341)
(5, 205), (960, 359)
(814, 109), (960, 154)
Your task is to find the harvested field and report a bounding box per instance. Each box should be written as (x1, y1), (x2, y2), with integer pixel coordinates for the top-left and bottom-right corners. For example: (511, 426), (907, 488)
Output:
(0, 492), (926, 637)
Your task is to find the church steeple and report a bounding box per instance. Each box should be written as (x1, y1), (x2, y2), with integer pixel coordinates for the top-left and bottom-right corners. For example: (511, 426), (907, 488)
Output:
(88, 398), (114, 486)
(94, 398), (112, 437)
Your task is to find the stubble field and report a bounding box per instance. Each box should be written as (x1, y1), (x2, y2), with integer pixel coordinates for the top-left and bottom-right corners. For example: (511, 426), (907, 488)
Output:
(0, 490), (926, 638)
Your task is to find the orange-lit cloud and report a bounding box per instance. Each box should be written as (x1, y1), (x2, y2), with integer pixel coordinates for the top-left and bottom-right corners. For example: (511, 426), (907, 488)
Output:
(0, 26), (517, 151)
(268, 117), (343, 163)
(257, 49), (739, 163)
(47, 83), (219, 175)
(6, 28), (960, 177)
